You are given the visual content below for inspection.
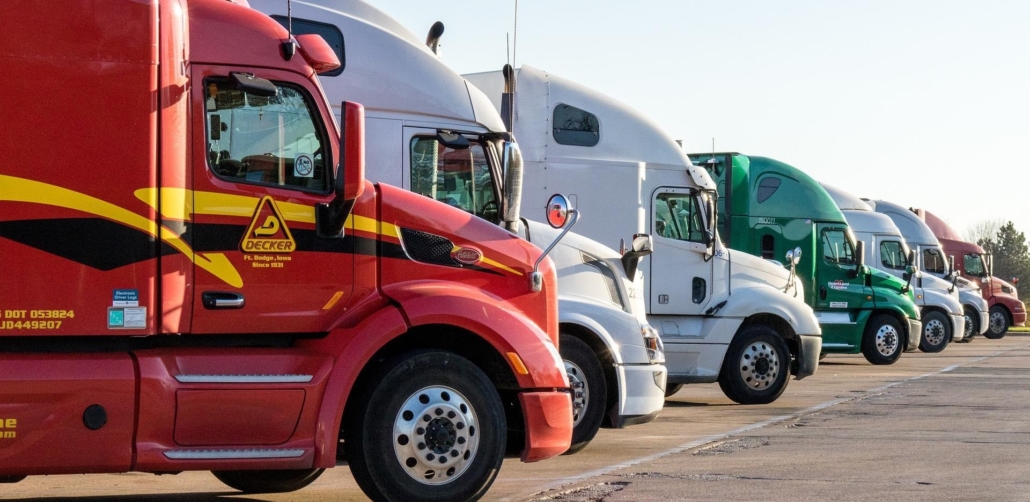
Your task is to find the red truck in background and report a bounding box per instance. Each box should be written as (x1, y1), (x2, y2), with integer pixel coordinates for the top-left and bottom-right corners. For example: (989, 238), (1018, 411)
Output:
(0, 1), (571, 501)
(919, 210), (1026, 338)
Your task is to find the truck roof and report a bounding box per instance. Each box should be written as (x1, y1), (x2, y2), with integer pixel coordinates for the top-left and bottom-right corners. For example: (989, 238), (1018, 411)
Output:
(819, 182), (872, 212)
(821, 184), (903, 238)
(250, 0), (503, 132)
(463, 65), (714, 189)
(868, 200), (940, 247)
(917, 209), (985, 254)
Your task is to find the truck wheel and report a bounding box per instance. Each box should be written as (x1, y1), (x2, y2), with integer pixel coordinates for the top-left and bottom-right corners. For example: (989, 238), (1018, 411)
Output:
(985, 306), (1009, 339)
(958, 308), (977, 343)
(918, 311), (951, 353)
(345, 350), (505, 502)
(861, 314), (904, 365)
(560, 335), (606, 456)
(212, 469), (324, 493)
(717, 325), (790, 405)
(664, 383), (684, 398)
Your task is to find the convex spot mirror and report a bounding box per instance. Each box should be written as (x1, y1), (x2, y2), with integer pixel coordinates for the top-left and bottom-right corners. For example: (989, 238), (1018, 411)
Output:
(436, 131), (470, 150)
(631, 234), (653, 254)
(546, 194), (571, 229)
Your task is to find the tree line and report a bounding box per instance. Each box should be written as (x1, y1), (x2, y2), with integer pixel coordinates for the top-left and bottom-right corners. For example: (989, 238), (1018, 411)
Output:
(967, 220), (1030, 303)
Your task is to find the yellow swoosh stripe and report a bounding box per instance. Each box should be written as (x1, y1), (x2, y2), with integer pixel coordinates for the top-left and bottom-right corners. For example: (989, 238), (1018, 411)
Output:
(2, 176), (242, 288)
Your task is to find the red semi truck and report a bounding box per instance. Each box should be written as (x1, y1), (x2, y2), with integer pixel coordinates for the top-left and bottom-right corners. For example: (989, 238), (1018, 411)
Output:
(919, 210), (1026, 338)
(0, 1), (571, 501)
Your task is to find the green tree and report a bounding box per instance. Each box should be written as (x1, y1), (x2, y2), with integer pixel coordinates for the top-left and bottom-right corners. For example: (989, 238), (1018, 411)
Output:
(977, 221), (1030, 303)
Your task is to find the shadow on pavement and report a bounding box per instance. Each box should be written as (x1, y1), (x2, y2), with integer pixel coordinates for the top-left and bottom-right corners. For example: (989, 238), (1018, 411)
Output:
(3, 494), (262, 502)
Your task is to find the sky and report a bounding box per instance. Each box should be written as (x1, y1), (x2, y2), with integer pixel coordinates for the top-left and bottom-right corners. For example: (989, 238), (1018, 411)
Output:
(372, 0), (1030, 239)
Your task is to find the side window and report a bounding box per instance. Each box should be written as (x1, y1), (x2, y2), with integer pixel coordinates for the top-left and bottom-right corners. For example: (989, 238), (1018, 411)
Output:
(655, 193), (705, 243)
(552, 103), (599, 147)
(964, 254), (984, 276)
(271, 16), (345, 76)
(410, 137), (498, 223)
(923, 249), (946, 274)
(880, 241), (907, 270)
(204, 79), (328, 192)
(761, 234), (775, 259)
(755, 176), (781, 203)
(821, 229), (855, 265)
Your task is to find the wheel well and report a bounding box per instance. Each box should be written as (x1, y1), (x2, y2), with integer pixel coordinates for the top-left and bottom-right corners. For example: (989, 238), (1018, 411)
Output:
(560, 322), (618, 428)
(739, 313), (798, 363)
(340, 325), (523, 458)
(992, 304), (1013, 324)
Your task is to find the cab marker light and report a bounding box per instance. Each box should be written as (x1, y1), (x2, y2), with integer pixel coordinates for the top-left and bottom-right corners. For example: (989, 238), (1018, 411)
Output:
(506, 352), (529, 375)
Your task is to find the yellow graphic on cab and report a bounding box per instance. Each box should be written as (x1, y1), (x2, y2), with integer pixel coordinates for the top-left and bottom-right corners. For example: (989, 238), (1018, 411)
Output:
(0, 418), (16, 439)
(240, 196), (295, 254)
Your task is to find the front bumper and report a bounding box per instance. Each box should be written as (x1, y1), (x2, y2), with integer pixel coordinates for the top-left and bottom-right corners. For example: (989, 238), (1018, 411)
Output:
(519, 391), (572, 462)
(907, 319), (922, 351)
(1013, 309), (1027, 327)
(978, 310), (990, 335)
(610, 362), (666, 428)
(950, 314), (966, 342)
(794, 334), (822, 379)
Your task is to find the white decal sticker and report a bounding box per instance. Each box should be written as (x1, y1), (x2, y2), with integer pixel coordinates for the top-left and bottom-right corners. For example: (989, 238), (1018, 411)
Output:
(830, 301), (848, 308)
(294, 154), (314, 178)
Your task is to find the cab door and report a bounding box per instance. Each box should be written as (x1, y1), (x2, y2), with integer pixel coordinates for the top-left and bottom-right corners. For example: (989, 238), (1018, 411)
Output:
(188, 65), (353, 334)
(815, 224), (870, 346)
(649, 187), (713, 317)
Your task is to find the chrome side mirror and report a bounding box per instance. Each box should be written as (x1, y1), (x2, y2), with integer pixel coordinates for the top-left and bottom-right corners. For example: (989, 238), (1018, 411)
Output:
(531, 194), (580, 292)
(545, 193), (570, 229)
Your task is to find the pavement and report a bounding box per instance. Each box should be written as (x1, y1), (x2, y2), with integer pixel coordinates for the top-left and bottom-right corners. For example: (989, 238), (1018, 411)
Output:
(3, 334), (1029, 501)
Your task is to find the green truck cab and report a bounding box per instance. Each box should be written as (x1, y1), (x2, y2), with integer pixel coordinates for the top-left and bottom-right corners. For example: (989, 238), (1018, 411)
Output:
(689, 153), (921, 364)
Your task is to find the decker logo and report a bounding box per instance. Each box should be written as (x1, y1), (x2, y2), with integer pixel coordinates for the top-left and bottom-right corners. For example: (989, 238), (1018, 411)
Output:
(240, 196), (295, 253)
(451, 246), (483, 265)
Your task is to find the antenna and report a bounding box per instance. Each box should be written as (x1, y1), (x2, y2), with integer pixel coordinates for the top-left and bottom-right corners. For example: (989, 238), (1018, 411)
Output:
(281, 0), (296, 61)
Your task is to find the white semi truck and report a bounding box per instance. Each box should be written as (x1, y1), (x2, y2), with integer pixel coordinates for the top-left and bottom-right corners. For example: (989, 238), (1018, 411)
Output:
(251, 0), (666, 454)
(821, 184), (966, 351)
(465, 66), (821, 404)
(870, 200), (990, 341)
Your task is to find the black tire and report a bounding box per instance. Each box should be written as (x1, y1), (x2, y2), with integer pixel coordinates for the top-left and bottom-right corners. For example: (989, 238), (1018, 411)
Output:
(918, 310), (951, 353)
(818, 352), (827, 361)
(958, 308), (977, 343)
(862, 314), (904, 365)
(717, 324), (790, 405)
(345, 350), (505, 502)
(560, 335), (606, 456)
(0, 476), (26, 484)
(664, 383), (685, 398)
(212, 469), (324, 494)
(985, 305), (1009, 339)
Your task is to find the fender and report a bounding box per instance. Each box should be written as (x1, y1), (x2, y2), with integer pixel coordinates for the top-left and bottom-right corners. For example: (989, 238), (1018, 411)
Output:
(558, 296), (648, 365)
(921, 288), (963, 317)
(382, 280), (566, 390)
(717, 285), (821, 337)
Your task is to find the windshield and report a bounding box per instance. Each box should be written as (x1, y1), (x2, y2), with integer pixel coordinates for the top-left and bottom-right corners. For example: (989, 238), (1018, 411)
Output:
(964, 253), (986, 277)
(410, 136), (500, 223)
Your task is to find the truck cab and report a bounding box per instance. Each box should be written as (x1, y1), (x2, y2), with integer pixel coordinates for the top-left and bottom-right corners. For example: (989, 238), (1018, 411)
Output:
(919, 210), (1026, 338)
(688, 154), (921, 365)
(870, 200), (990, 341)
(0, 2), (571, 500)
(465, 67), (821, 405)
(820, 185), (966, 352)
(249, 0), (667, 455)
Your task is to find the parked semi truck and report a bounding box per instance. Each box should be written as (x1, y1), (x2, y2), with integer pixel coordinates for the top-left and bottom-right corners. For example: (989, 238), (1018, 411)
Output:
(687, 154), (920, 364)
(820, 184), (965, 352)
(919, 210), (1026, 338)
(870, 200), (990, 341)
(250, 0), (667, 454)
(465, 67), (821, 405)
(0, 2), (573, 501)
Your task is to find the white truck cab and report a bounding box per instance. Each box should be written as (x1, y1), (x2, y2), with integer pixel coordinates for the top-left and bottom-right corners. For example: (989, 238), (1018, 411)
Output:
(250, 0), (666, 453)
(870, 200), (990, 341)
(821, 184), (966, 351)
(465, 65), (821, 405)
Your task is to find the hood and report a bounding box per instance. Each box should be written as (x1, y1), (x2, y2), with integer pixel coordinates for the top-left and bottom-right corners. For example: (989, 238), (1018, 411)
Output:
(958, 287), (989, 312)
(869, 267), (911, 296)
(920, 273), (959, 297)
(991, 277), (1019, 298)
(730, 249), (802, 299)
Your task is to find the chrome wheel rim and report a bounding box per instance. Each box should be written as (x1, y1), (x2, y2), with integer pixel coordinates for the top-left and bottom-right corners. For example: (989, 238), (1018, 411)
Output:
(923, 319), (946, 346)
(876, 324), (900, 356)
(739, 341), (781, 390)
(990, 312), (1006, 334)
(964, 314), (974, 338)
(564, 360), (589, 427)
(392, 386), (479, 485)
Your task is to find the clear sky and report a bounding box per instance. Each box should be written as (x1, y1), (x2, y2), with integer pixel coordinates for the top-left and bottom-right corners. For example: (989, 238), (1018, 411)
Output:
(372, 0), (1030, 239)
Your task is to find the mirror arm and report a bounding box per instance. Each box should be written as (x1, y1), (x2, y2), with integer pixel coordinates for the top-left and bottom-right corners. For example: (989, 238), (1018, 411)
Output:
(530, 210), (579, 292)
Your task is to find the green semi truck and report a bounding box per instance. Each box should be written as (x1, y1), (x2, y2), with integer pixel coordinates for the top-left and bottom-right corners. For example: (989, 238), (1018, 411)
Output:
(688, 153), (921, 364)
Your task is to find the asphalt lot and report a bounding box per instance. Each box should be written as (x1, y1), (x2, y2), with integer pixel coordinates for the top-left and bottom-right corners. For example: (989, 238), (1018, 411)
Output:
(3, 333), (1029, 501)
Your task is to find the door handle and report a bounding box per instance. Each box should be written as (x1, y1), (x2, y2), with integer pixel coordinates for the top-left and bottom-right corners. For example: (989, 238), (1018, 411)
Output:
(202, 292), (245, 310)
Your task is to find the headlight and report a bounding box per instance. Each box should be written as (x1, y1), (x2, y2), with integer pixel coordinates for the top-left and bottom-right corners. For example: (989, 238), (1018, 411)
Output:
(641, 323), (664, 363)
